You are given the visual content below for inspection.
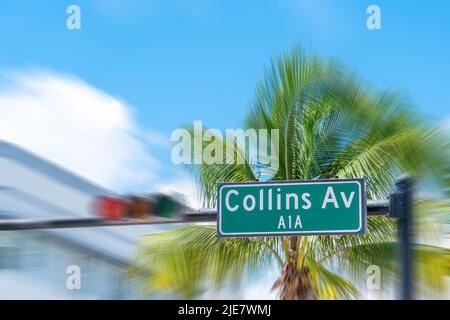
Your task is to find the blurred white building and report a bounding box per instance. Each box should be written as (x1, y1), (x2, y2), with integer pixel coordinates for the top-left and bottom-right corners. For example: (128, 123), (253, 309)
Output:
(0, 140), (161, 299)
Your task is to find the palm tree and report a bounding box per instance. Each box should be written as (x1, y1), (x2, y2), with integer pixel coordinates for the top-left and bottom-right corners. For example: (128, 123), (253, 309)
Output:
(134, 47), (450, 299)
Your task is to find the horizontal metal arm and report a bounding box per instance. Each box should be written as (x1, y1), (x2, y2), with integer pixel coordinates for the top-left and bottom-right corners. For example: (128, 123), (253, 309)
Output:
(0, 212), (217, 231)
(367, 199), (390, 216)
(0, 200), (388, 231)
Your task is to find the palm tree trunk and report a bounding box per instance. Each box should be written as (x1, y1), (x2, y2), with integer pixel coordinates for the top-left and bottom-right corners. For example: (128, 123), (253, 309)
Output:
(272, 236), (312, 300)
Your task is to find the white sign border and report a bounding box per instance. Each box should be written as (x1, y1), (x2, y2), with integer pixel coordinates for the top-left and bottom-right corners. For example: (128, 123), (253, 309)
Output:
(217, 179), (367, 237)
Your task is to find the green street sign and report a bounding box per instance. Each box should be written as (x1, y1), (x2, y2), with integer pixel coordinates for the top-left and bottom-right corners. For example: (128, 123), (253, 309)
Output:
(217, 179), (366, 237)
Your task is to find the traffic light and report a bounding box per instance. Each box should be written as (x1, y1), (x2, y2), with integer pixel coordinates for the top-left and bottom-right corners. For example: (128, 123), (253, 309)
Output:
(95, 193), (185, 220)
(95, 196), (128, 220)
(128, 195), (152, 219)
(150, 193), (184, 218)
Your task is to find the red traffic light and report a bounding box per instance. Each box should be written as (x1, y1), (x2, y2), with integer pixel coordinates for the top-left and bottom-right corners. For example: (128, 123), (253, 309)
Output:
(95, 196), (128, 220)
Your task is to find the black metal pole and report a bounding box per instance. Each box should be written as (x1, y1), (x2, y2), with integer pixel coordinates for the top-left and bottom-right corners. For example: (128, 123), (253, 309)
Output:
(395, 177), (414, 300)
(0, 200), (389, 231)
(0, 211), (218, 230)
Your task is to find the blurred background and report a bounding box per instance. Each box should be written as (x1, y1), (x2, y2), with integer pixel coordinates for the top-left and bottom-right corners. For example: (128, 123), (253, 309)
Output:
(0, 140), (155, 299)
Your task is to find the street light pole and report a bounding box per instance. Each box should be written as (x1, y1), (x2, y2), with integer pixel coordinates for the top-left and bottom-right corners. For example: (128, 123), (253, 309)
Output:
(389, 177), (414, 300)
(396, 177), (414, 300)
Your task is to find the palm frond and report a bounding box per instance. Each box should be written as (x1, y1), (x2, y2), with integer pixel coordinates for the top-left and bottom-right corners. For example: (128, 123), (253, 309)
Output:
(134, 225), (278, 298)
(182, 126), (258, 207)
(308, 260), (362, 300)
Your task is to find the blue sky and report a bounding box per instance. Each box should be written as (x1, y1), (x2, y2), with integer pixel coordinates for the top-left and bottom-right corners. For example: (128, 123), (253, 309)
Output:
(0, 0), (449, 193)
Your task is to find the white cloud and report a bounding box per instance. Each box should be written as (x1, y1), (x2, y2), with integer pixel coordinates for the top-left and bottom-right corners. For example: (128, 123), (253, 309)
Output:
(0, 69), (159, 192)
(158, 172), (202, 209)
(145, 128), (171, 149)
